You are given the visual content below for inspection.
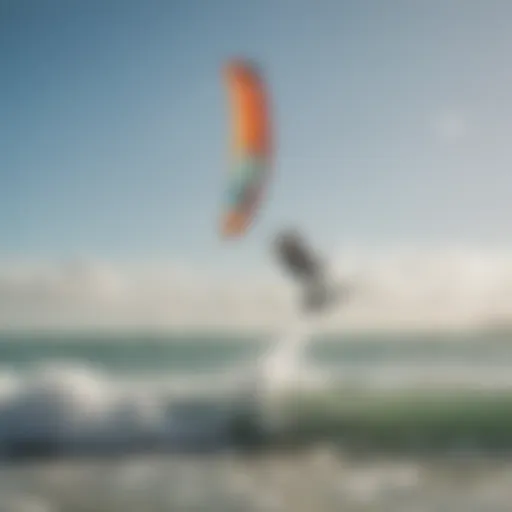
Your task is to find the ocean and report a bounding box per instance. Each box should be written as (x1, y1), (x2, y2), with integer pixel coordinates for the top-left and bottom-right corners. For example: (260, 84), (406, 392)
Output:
(1, 329), (512, 511)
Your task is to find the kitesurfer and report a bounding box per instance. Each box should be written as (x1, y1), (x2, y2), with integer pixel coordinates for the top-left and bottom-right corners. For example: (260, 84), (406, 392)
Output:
(273, 228), (349, 313)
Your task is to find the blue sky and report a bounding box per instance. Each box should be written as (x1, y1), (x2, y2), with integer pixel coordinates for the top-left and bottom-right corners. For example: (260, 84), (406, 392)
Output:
(3, 1), (512, 276)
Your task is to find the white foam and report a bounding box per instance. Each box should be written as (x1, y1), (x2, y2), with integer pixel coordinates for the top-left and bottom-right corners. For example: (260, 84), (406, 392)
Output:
(0, 342), (510, 454)
(255, 316), (314, 393)
(0, 494), (55, 512)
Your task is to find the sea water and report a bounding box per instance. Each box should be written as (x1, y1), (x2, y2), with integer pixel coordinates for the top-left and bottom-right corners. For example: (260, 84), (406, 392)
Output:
(0, 330), (512, 510)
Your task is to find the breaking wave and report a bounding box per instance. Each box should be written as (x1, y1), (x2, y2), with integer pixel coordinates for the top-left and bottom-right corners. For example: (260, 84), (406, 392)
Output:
(0, 357), (512, 459)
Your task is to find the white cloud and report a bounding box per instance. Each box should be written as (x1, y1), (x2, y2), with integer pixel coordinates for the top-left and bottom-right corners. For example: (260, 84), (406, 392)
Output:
(432, 109), (469, 144)
(2, 247), (512, 333)
(0, 258), (292, 331)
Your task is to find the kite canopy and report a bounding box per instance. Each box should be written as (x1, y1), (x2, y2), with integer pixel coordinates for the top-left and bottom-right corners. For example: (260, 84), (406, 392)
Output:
(221, 59), (272, 238)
